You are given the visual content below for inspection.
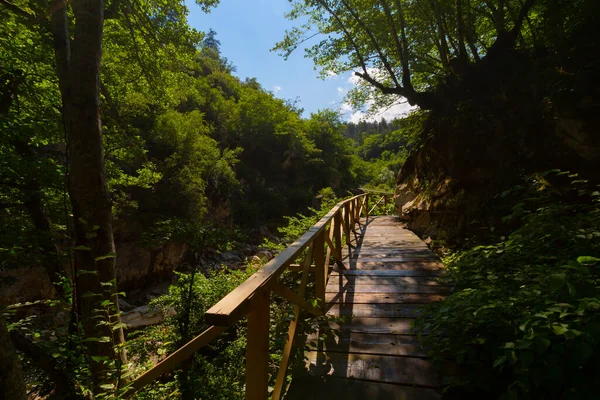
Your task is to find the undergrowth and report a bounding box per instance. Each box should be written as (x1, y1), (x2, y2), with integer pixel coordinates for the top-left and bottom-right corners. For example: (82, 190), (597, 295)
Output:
(128, 188), (345, 399)
(414, 172), (600, 399)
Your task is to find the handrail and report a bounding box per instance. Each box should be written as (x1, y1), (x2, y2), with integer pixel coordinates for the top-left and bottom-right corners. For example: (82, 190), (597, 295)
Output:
(358, 187), (395, 195)
(127, 191), (395, 399)
(204, 193), (364, 327)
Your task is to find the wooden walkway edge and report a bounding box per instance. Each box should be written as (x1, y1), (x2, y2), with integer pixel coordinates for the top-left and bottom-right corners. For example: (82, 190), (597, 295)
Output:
(287, 216), (446, 400)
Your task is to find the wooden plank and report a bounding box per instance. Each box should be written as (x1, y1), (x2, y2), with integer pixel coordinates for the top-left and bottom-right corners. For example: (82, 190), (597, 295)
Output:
(344, 261), (444, 270)
(326, 284), (450, 294)
(349, 256), (437, 263)
(346, 246), (432, 252)
(347, 253), (437, 261)
(326, 293), (445, 304)
(329, 270), (444, 277)
(326, 317), (416, 334)
(326, 275), (441, 286)
(344, 246), (431, 253)
(286, 376), (441, 400)
(245, 290), (270, 400)
(353, 241), (431, 248)
(205, 194), (366, 326)
(305, 352), (440, 387)
(326, 303), (424, 318)
(306, 332), (427, 357)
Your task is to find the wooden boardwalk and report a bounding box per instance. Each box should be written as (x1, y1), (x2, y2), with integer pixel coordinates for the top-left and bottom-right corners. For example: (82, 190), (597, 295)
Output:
(288, 216), (446, 400)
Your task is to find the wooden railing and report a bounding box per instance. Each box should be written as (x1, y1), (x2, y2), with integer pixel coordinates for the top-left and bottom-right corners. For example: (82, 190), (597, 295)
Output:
(127, 189), (394, 399)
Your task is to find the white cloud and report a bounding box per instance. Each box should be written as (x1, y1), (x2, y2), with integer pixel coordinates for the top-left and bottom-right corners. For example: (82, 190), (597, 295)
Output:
(337, 87), (346, 96)
(273, 85), (282, 93)
(325, 70), (338, 79)
(340, 68), (416, 123)
(346, 100), (414, 124)
(340, 102), (353, 113)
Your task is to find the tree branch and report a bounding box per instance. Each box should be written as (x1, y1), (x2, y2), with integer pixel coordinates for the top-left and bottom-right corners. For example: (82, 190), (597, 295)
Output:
(0, 0), (36, 21)
(510, 0), (535, 38)
(338, 0), (401, 88)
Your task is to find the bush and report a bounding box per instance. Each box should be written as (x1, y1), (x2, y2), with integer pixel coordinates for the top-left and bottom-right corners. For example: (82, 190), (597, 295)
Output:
(414, 173), (600, 399)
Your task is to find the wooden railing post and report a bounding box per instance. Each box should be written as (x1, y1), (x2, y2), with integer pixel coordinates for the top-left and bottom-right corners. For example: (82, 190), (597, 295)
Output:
(343, 203), (350, 245)
(314, 231), (326, 309)
(245, 290), (270, 400)
(365, 193), (370, 220)
(333, 211), (342, 266)
(348, 200), (354, 232)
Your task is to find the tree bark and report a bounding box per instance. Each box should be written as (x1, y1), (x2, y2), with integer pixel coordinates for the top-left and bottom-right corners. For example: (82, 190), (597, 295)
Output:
(68, 0), (127, 388)
(0, 316), (27, 400)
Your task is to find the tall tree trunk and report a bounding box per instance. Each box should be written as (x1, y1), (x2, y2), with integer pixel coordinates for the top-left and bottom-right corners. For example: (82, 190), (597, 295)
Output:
(68, 0), (126, 388)
(0, 316), (27, 400)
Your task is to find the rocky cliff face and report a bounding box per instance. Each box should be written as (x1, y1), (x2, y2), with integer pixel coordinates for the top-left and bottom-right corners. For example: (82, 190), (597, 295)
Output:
(0, 237), (187, 306)
(114, 231), (188, 292)
(394, 46), (600, 243)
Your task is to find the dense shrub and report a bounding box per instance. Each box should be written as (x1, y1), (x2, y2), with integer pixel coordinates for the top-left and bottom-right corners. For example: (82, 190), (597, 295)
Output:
(414, 173), (600, 399)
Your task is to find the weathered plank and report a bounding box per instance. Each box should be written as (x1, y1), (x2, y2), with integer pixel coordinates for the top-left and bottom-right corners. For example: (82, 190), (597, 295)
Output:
(343, 246), (431, 254)
(289, 214), (445, 398)
(349, 256), (438, 263)
(305, 352), (440, 387)
(326, 284), (450, 294)
(326, 275), (442, 286)
(326, 303), (424, 318)
(344, 260), (444, 270)
(286, 376), (441, 400)
(326, 292), (445, 304)
(325, 317), (417, 334)
(329, 269), (444, 277)
(306, 332), (427, 357)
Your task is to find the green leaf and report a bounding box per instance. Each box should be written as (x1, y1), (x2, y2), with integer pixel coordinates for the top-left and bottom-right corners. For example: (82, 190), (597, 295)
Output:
(576, 256), (600, 265)
(547, 273), (566, 290)
(533, 337), (551, 355)
(519, 351), (535, 367)
(99, 383), (114, 390)
(77, 269), (98, 276)
(552, 324), (569, 335)
(74, 245), (92, 251)
(95, 252), (117, 262)
(112, 322), (128, 331)
(493, 355), (507, 368)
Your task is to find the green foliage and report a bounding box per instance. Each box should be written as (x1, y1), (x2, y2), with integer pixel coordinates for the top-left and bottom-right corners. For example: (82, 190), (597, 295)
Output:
(347, 111), (427, 191)
(414, 174), (600, 398)
(263, 187), (341, 252)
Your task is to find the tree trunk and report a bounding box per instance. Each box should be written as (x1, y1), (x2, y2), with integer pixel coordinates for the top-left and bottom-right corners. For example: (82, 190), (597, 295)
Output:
(0, 316), (27, 400)
(68, 0), (126, 388)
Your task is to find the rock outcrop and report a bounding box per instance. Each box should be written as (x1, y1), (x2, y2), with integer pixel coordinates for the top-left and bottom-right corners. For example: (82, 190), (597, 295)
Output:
(394, 45), (600, 243)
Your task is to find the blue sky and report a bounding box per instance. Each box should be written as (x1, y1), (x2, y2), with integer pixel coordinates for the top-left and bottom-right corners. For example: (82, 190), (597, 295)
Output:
(185, 0), (412, 121)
